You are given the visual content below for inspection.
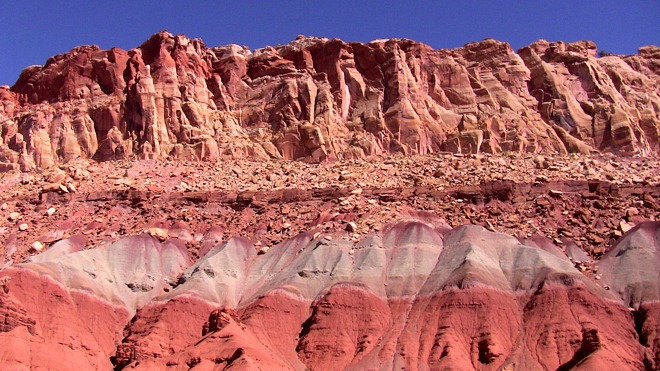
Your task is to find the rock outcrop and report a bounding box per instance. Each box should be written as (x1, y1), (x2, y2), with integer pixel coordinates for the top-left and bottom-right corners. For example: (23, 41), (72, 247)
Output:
(0, 218), (658, 369)
(0, 32), (658, 170)
(0, 235), (190, 369)
(0, 30), (658, 370)
(599, 221), (660, 367)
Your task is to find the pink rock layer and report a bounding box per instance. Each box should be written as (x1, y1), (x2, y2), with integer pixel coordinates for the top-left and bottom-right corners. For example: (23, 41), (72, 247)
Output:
(0, 32), (658, 171)
(0, 219), (658, 369)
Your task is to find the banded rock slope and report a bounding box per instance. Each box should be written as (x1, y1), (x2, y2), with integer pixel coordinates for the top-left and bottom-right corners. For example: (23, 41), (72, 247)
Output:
(0, 218), (658, 369)
(0, 31), (659, 170)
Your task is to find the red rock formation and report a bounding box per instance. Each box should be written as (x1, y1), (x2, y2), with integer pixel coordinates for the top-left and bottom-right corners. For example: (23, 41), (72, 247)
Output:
(0, 234), (191, 370)
(599, 221), (660, 368)
(0, 269), (130, 369)
(0, 32), (658, 170)
(0, 219), (657, 369)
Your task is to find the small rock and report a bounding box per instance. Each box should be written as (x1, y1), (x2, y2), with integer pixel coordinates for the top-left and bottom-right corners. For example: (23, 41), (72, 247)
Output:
(18, 223), (28, 231)
(593, 200), (607, 210)
(533, 155), (548, 169)
(625, 207), (639, 220)
(535, 197), (551, 206)
(589, 235), (605, 244)
(59, 184), (69, 193)
(339, 173), (357, 181)
(45, 168), (66, 183)
(642, 194), (657, 209)
(346, 222), (358, 232)
(46, 207), (56, 216)
(619, 220), (633, 233)
(257, 245), (270, 254)
(146, 227), (168, 241)
(66, 183), (77, 193)
(549, 189), (563, 197)
(485, 221), (496, 232)
(31, 241), (44, 252)
(0, 203), (7, 210)
(8, 212), (20, 221)
(350, 188), (363, 195)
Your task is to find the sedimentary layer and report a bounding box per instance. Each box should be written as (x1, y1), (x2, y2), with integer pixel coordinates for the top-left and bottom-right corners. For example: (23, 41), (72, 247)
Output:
(0, 218), (658, 369)
(0, 32), (658, 171)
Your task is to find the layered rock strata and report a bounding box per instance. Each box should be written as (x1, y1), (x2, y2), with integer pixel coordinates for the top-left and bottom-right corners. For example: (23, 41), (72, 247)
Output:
(0, 32), (658, 170)
(0, 218), (658, 369)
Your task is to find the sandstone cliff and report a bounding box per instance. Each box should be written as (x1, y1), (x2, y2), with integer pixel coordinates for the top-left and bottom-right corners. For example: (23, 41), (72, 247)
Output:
(0, 32), (658, 170)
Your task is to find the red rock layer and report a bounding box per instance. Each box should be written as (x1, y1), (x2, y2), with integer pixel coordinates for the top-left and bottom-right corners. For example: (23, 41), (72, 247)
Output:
(598, 221), (660, 368)
(0, 220), (658, 369)
(0, 32), (658, 170)
(116, 285), (647, 370)
(0, 269), (129, 369)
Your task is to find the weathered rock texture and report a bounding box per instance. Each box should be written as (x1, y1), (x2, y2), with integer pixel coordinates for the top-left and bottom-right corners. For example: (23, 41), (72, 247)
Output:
(1, 32), (659, 170)
(0, 218), (658, 370)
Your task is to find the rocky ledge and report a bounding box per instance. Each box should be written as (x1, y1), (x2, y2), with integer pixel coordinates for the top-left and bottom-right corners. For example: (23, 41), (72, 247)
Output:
(0, 31), (658, 171)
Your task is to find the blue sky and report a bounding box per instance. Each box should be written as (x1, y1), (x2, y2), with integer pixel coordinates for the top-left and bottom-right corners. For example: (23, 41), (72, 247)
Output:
(1, 1), (658, 86)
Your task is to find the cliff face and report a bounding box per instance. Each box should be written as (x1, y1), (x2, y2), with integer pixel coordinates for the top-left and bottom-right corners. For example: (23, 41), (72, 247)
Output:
(0, 31), (658, 170)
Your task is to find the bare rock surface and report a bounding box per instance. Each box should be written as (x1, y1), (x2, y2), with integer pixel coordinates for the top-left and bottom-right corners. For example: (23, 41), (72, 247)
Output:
(0, 233), (191, 369)
(599, 221), (660, 308)
(0, 32), (658, 171)
(0, 31), (658, 370)
(599, 221), (660, 367)
(0, 217), (657, 369)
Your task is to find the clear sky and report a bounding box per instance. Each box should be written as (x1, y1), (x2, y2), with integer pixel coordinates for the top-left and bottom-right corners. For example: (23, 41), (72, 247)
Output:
(1, 0), (658, 86)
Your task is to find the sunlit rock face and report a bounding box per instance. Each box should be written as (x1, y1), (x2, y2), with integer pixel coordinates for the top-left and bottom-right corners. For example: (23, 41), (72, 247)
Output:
(0, 32), (658, 170)
(1, 220), (657, 369)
